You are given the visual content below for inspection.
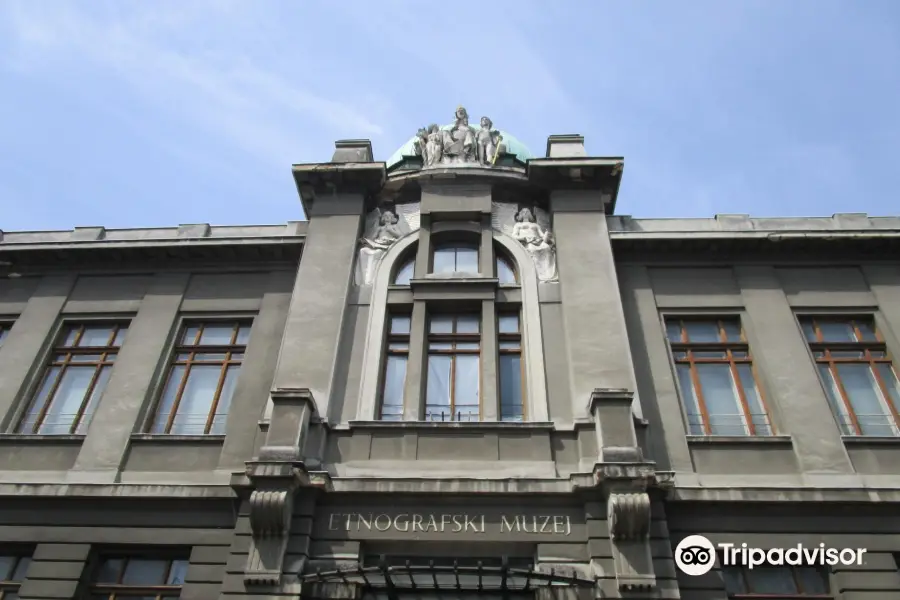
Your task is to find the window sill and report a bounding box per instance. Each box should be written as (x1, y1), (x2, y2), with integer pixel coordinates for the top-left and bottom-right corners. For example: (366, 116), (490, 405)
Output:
(686, 435), (793, 445)
(130, 434), (226, 443)
(0, 433), (85, 443)
(345, 420), (555, 431)
(841, 435), (900, 445)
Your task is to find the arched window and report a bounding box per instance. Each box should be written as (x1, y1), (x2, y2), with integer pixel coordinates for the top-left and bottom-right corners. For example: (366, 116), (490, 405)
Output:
(394, 257), (415, 285)
(432, 243), (478, 275)
(496, 255), (517, 285)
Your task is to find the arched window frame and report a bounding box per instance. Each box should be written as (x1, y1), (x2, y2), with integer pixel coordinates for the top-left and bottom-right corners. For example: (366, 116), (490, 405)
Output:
(496, 250), (519, 285)
(357, 229), (549, 423)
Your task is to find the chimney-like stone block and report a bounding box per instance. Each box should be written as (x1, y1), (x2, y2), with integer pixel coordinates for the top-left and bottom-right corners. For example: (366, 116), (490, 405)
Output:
(332, 139), (374, 163)
(545, 134), (586, 158)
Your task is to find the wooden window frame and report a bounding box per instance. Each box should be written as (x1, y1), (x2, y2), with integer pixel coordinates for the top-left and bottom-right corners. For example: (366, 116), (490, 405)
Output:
(724, 564), (831, 598)
(150, 319), (250, 435)
(802, 315), (900, 436)
(378, 313), (411, 420)
(17, 321), (128, 435)
(498, 310), (526, 421)
(426, 313), (481, 422)
(667, 317), (772, 436)
(88, 555), (187, 599)
(0, 553), (31, 598)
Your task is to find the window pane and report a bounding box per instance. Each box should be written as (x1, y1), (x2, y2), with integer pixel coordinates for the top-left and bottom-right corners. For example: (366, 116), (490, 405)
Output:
(390, 316), (411, 335)
(736, 364), (770, 435)
(744, 566), (798, 594)
(456, 247), (478, 273)
(455, 343), (479, 351)
(429, 342), (453, 350)
(454, 354), (480, 418)
(10, 557), (30, 582)
(381, 355), (407, 419)
(0, 556), (15, 580)
(182, 326), (201, 345)
(676, 365), (704, 435)
(665, 321), (683, 343)
(855, 320), (878, 341)
(113, 326), (129, 347)
(721, 567), (745, 594)
(19, 366), (62, 433)
(193, 353), (228, 361)
(500, 354), (523, 421)
(235, 325), (251, 345)
(170, 365), (221, 434)
(152, 365), (187, 433)
(209, 365), (240, 434)
(456, 315), (479, 334)
(432, 248), (456, 274)
(394, 259), (415, 285)
(818, 320), (856, 342)
(426, 355), (451, 419)
(696, 363), (745, 435)
(388, 342), (409, 351)
(96, 558), (123, 583)
(429, 316), (453, 334)
(497, 258), (516, 284)
(683, 321), (720, 343)
(498, 314), (519, 334)
(795, 567), (828, 594)
(79, 326), (115, 347)
(38, 366), (96, 434)
(693, 351), (727, 359)
(837, 363), (896, 436)
(499, 341), (520, 350)
(75, 365), (113, 434)
(198, 324), (235, 345)
(167, 560), (189, 585)
(875, 364), (900, 414)
(69, 354), (103, 363)
(0, 328), (8, 347)
(122, 559), (168, 585)
(62, 327), (81, 347)
(721, 320), (742, 342)
(800, 320), (817, 342)
(819, 364), (853, 435)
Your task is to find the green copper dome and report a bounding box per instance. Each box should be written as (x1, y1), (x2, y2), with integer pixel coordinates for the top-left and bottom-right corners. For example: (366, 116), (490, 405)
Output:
(386, 123), (533, 170)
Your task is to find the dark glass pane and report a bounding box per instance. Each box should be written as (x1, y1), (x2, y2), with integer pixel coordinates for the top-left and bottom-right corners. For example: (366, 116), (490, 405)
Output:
(497, 257), (516, 284)
(95, 558), (123, 583)
(855, 319), (878, 341)
(390, 316), (411, 335)
(10, 556), (28, 581)
(665, 320), (683, 343)
(498, 314), (519, 334)
(692, 351), (727, 359)
(429, 316), (453, 334)
(38, 366), (96, 434)
(683, 321), (721, 343)
(500, 354), (523, 421)
(192, 353), (228, 361)
(170, 365), (222, 435)
(800, 319), (818, 342)
(831, 350), (865, 359)
(743, 566), (798, 593)
(721, 567), (745, 593)
(0, 327), (7, 347)
(18, 366), (62, 433)
(837, 363), (895, 436)
(796, 567), (829, 593)
(209, 365), (240, 435)
(721, 320), (742, 342)
(818, 320), (856, 342)
(152, 365), (188, 433)
(121, 558), (168, 585)
(394, 259), (415, 285)
(167, 559), (189, 585)
(198, 324), (235, 345)
(736, 364), (770, 435)
(731, 350), (749, 358)
(672, 351), (688, 360)
(79, 326), (116, 347)
(0, 556), (15, 580)
(696, 363), (745, 435)
(456, 315), (479, 334)
(818, 364), (854, 435)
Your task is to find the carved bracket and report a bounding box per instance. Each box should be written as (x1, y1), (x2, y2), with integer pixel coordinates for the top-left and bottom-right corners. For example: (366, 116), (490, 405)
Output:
(607, 492), (656, 592)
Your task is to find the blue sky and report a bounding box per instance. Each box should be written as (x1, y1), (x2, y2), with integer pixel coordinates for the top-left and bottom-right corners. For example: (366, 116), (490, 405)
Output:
(1, 1), (899, 231)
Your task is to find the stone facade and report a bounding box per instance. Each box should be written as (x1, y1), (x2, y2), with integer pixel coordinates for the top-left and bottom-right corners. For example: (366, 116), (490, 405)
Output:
(0, 117), (899, 599)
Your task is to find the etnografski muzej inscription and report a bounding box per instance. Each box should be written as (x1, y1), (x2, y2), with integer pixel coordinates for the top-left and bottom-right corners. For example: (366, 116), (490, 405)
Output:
(328, 513), (572, 535)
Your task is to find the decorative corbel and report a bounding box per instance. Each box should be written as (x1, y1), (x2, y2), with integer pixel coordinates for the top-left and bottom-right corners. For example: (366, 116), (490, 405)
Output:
(243, 388), (317, 586)
(607, 491), (656, 591)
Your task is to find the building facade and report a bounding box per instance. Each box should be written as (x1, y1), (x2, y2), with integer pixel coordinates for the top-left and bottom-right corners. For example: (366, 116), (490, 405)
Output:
(0, 106), (899, 599)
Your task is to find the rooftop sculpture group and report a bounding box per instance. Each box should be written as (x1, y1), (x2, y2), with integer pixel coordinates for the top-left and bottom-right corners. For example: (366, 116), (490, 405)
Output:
(413, 106), (504, 167)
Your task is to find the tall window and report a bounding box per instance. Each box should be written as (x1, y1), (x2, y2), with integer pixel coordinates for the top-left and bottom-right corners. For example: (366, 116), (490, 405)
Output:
(0, 553), (31, 598)
(432, 243), (478, 275)
(426, 314), (480, 421)
(18, 323), (127, 435)
(497, 256), (517, 285)
(380, 314), (410, 420)
(666, 318), (771, 436)
(723, 565), (830, 597)
(151, 321), (250, 435)
(499, 312), (524, 421)
(90, 556), (188, 599)
(802, 316), (900, 436)
(394, 258), (415, 285)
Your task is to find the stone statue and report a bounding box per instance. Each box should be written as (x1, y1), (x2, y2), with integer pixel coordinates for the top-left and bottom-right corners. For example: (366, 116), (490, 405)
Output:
(442, 106), (476, 163)
(424, 124), (443, 166)
(356, 209), (404, 286)
(512, 207), (558, 282)
(475, 116), (503, 165)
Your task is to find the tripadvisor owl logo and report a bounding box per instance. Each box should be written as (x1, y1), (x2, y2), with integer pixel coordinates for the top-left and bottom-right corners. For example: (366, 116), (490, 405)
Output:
(675, 535), (717, 576)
